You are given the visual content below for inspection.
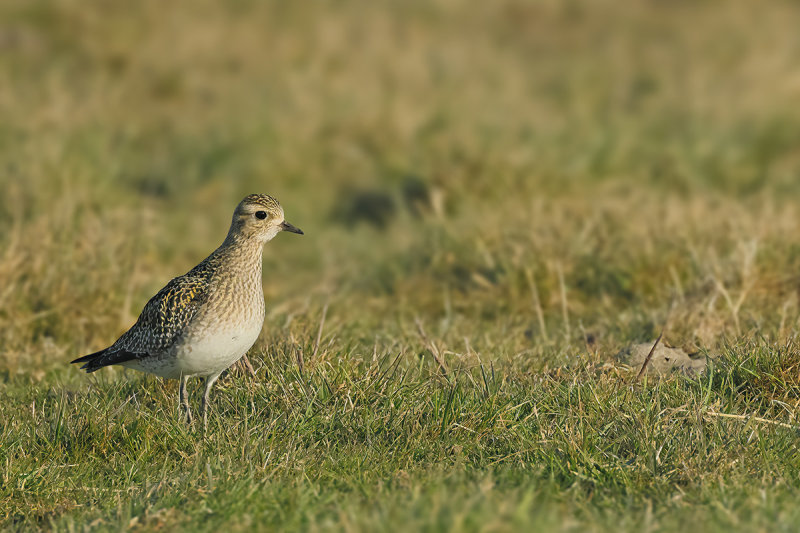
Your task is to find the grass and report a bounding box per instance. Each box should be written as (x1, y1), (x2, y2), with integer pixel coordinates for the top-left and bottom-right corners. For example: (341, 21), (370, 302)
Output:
(3, 0), (800, 530)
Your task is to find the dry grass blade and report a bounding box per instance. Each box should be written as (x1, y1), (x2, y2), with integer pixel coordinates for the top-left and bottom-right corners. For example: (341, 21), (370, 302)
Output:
(311, 302), (328, 361)
(415, 317), (449, 378)
(635, 332), (663, 382)
(235, 355), (257, 378)
(524, 267), (549, 343)
(556, 263), (570, 342)
(704, 410), (798, 430)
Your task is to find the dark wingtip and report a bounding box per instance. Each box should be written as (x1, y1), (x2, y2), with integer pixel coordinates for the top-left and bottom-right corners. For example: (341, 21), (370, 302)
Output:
(70, 349), (107, 369)
(71, 349), (140, 372)
(79, 363), (100, 373)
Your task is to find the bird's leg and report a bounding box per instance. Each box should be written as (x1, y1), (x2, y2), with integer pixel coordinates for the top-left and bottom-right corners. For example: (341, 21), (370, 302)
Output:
(180, 375), (193, 424)
(201, 373), (221, 432)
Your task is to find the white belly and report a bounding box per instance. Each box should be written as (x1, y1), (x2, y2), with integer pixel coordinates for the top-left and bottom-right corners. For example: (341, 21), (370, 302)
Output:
(175, 320), (263, 377)
(123, 319), (263, 379)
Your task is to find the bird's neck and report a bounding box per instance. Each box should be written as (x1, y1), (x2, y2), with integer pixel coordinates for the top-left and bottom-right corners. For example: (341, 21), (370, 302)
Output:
(212, 234), (265, 283)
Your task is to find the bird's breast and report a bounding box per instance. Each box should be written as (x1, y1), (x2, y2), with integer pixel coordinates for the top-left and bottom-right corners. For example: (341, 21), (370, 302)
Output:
(172, 271), (265, 377)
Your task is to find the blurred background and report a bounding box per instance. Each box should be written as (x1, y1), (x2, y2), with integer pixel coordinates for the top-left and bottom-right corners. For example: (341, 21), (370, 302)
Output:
(2, 0), (800, 375)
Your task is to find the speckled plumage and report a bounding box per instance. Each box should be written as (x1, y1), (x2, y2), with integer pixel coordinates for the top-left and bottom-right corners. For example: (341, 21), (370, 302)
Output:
(71, 193), (303, 428)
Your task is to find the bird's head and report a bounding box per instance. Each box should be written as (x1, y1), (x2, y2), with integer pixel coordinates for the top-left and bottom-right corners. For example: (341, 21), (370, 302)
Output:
(229, 193), (303, 243)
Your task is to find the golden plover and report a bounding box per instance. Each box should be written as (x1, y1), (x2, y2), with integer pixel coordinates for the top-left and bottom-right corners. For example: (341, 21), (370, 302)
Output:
(71, 194), (303, 429)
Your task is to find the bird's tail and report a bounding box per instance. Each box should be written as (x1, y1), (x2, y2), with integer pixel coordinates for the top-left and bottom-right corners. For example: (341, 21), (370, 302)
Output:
(70, 349), (109, 373)
(71, 348), (139, 372)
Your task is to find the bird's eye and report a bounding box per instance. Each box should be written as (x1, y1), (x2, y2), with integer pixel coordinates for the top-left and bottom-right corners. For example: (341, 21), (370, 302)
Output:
(255, 211), (267, 220)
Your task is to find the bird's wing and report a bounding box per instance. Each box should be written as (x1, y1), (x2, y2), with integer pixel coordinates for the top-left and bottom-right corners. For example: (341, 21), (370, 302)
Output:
(117, 262), (216, 355)
(77, 263), (215, 370)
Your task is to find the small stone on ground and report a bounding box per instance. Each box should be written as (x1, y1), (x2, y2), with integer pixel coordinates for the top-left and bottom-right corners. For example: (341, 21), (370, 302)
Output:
(618, 342), (708, 377)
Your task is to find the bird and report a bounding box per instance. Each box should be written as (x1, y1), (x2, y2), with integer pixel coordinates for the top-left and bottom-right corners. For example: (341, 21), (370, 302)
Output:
(71, 194), (303, 429)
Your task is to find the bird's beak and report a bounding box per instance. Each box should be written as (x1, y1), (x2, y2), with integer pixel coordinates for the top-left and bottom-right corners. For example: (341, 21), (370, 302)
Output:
(281, 221), (304, 235)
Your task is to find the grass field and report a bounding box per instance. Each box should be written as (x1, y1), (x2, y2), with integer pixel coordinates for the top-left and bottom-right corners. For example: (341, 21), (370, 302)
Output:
(3, 0), (800, 531)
